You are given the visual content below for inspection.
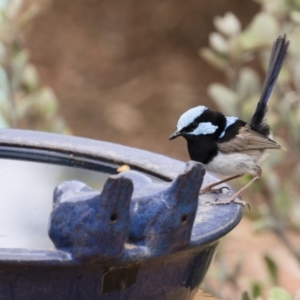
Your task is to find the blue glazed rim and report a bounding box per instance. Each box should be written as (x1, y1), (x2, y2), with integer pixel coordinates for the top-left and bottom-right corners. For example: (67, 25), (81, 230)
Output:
(0, 129), (244, 265)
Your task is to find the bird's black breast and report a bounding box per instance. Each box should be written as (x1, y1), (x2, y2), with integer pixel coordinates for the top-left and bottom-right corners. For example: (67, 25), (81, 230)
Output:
(185, 120), (247, 164)
(186, 136), (218, 164)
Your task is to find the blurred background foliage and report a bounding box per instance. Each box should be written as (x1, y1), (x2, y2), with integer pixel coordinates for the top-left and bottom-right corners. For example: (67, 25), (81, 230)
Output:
(200, 0), (300, 299)
(0, 0), (299, 299)
(0, 0), (69, 133)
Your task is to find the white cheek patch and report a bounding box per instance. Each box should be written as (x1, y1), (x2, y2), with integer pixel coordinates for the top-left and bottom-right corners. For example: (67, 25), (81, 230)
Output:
(219, 116), (238, 138)
(189, 122), (218, 135)
(177, 106), (207, 131)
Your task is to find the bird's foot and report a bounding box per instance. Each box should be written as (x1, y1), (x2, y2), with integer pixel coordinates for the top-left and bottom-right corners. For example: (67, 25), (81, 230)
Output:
(200, 186), (229, 195)
(206, 197), (250, 209)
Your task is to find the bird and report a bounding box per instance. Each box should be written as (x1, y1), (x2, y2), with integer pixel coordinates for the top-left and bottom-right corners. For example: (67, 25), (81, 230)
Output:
(169, 34), (289, 206)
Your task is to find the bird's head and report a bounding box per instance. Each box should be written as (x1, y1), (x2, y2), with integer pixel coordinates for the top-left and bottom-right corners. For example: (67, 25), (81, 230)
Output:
(169, 106), (226, 140)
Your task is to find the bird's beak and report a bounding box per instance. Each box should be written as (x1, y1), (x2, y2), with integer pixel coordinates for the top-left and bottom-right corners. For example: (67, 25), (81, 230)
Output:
(169, 130), (182, 140)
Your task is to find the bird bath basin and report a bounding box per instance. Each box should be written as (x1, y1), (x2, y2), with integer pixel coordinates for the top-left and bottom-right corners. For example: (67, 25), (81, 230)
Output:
(0, 129), (243, 300)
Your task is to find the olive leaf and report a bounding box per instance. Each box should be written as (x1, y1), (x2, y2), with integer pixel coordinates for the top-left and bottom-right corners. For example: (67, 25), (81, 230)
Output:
(208, 83), (238, 116)
(269, 287), (293, 300)
(264, 254), (279, 285)
(199, 47), (228, 70)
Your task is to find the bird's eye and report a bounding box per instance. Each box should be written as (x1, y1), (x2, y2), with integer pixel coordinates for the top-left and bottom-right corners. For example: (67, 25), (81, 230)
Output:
(184, 121), (198, 132)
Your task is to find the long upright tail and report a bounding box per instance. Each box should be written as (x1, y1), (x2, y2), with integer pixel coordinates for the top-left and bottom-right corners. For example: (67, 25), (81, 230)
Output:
(250, 34), (289, 135)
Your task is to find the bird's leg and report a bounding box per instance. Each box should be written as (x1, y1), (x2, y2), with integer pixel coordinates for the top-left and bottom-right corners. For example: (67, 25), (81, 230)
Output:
(210, 168), (262, 207)
(200, 173), (244, 194)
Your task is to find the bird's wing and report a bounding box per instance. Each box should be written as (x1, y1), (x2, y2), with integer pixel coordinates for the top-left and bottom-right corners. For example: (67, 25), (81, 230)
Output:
(217, 124), (281, 153)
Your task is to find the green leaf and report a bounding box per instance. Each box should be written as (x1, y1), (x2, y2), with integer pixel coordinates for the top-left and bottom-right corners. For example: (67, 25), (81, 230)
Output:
(251, 281), (263, 298)
(241, 95), (260, 121)
(240, 12), (279, 50)
(199, 47), (228, 70)
(236, 67), (260, 102)
(208, 83), (238, 115)
(289, 27), (300, 59)
(213, 12), (241, 36)
(22, 64), (40, 92)
(0, 102), (9, 127)
(269, 287), (292, 300)
(36, 87), (58, 116)
(254, 217), (274, 233)
(209, 32), (228, 53)
(264, 254), (278, 285)
(242, 291), (252, 300)
(293, 0), (300, 8)
(11, 49), (29, 90)
(290, 11), (300, 24)
(0, 66), (10, 102)
(274, 183), (294, 217)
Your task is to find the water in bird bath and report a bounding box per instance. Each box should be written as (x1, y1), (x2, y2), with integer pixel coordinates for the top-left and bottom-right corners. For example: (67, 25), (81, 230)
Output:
(0, 158), (112, 250)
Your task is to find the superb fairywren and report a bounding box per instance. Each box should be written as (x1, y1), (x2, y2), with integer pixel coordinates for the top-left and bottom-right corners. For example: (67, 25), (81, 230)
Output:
(169, 35), (289, 206)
